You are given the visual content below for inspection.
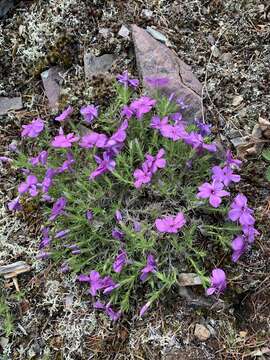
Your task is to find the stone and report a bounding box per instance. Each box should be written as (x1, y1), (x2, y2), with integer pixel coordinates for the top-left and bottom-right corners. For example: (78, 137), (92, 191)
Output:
(84, 52), (115, 79)
(0, 0), (15, 18)
(41, 66), (63, 111)
(99, 28), (110, 38)
(178, 273), (202, 286)
(146, 26), (168, 44)
(211, 45), (220, 58)
(142, 9), (153, 19)
(232, 95), (243, 106)
(194, 323), (211, 341)
(0, 97), (22, 115)
(118, 25), (130, 38)
(132, 25), (203, 122)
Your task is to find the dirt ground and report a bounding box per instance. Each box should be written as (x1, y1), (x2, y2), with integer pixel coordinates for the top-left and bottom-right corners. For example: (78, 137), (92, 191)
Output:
(0, 1), (269, 359)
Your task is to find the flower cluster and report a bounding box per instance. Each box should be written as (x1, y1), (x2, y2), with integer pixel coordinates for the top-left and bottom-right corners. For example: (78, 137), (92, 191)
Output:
(7, 71), (259, 321)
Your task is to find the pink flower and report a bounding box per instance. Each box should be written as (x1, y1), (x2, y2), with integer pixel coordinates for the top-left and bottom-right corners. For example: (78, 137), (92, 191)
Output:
(160, 124), (187, 141)
(150, 115), (168, 130)
(155, 212), (186, 233)
(129, 96), (156, 120)
(79, 132), (108, 149)
(55, 106), (73, 122)
(231, 235), (247, 262)
(21, 118), (44, 138)
(228, 194), (255, 226)
(51, 128), (79, 148)
(206, 268), (227, 296)
(212, 165), (241, 187)
(197, 180), (229, 208)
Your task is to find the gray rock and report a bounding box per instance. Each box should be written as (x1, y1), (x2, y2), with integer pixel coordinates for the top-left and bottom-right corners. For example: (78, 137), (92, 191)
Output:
(84, 52), (115, 79)
(178, 273), (202, 286)
(146, 26), (168, 44)
(0, 96), (22, 116)
(41, 66), (63, 111)
(132, 25), (203, 122)
(118, 25), (130, 38)
(0, 0), (15, 18)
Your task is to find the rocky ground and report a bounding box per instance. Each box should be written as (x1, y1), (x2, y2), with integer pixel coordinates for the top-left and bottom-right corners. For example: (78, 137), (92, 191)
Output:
(0, 0), (270, 359)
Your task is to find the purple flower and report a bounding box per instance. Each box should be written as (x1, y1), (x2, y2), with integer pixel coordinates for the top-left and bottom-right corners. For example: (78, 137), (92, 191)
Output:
(231, 235), (247, 262)
(184, 132), (216, 153)
(206, 268), (227, 296)
(78, 271), (118, 296)
(134, 149), (166, 188)
(55, 106), (73, 122)
(39, 227), (51, 249)
(155, 212), (186, 233)
(102, 276), (119, 294)
(51, 128), (79, 148)
(133, 164), (152, 188)
(150, 115), (168, 130)
(21, 118), (44, 138)
(29, 150), (48, 167)
(228, 194), (255, 226)
(129, 96), (156, 120)
(133, 221), (141, 232)
(140, 254), (157, 282)
(116, 71), (139, 88)
(86, 209), (94, 223)
(55, 229), (70, 239)
(18, 175), (39, 197)
(89, 152), (116, 180)
(225, 150), (242, 169)
(139, 301), (151, 317)
(160, 124), (187, 141)
(195, 119), (212, 137)
(176, 97), (189, 109)
(113, 249), (128, 273)
(80, 105), (98, 124)
(105, 306), (121, 321)
(93, 301), (121, 321)
(212, 166), (241, 187)
(56, 152), (75, 173)
(79, 132), (108, 149)
(0, 156), (12, 163)
(8, 196), (22, 211)
(36, 251), (50, 260)
(42, 168), (56, 193)
(170, 112), (183, 125)
(121, 105), (133, 119)
(8, 141), (18, 152)
(145, 76), (169, 88)
(60, 262), (70, 273)
(197, 180), (229, 208)
(115, 210), (122, 222)
(242, 225), (259, 244)
(105, 120), (128, 154)
(112, 228), (124, 241)
(69, 244), (81, 255)
(78, 270), (104, 296)
(49, 197), (67, 221)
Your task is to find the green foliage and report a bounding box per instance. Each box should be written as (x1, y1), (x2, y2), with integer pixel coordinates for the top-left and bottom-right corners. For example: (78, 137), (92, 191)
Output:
(0, 296), (14, 336)
(12, 82), (238, 317)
